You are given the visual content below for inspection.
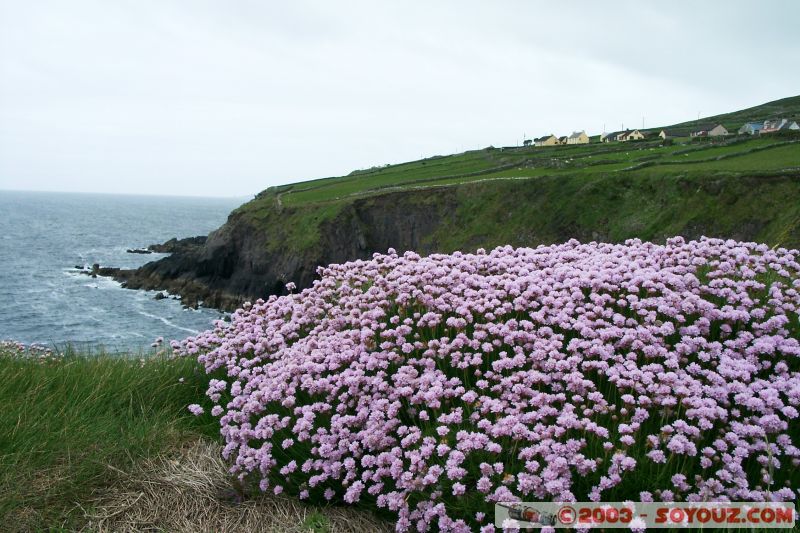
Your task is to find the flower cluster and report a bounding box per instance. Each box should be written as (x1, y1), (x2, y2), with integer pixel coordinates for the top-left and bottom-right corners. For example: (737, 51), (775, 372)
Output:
(176, 237), (800, 532)
(0, 340), (57, 362)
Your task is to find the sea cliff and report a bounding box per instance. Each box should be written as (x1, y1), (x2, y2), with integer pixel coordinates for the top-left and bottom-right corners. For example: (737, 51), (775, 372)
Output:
(110, 171), (800, 310)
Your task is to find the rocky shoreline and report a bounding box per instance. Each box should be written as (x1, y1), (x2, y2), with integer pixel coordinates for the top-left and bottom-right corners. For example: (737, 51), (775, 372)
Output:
(86, 187), (457, 311)
(80, 235), (220, 309)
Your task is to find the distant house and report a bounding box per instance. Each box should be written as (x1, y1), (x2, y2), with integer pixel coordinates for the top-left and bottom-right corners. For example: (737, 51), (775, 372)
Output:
(566, 131), (589, 145)
(626, 129), (647, 141)
(761, 119), (785, 133)
(534, 134), (558, 147)
(616, 130), (633, 142)
(558, 135), (568, 145)
(690, 124), (729, 137)
(761, 118), (800, 134)
(523, 139), (533, 147)
(601, 130), (624, 143)
(738, 122), (764, 135)
(659, 129), (686, 140)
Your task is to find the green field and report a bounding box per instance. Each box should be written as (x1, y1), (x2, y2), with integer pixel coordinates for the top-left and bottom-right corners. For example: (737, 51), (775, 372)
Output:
(235, 134), (799, 253)
(239, 96), (800, 209)
(253, 127), (799, 209)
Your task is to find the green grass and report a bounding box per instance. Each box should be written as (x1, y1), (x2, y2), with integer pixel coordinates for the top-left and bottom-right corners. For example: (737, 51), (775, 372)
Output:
(642, 142), (800, 173)
(667, 137), (775, 161)
(327, 139), (799, 191)
(250, 136), (799, 210)
(420, 170), (800, 253)
(224, 136), (800, 262)
(301, 511), (333, 532)
(0, 350), (217, 530)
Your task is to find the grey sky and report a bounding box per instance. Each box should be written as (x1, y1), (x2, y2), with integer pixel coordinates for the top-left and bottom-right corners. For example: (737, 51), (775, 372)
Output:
(1, 1), (798, 198)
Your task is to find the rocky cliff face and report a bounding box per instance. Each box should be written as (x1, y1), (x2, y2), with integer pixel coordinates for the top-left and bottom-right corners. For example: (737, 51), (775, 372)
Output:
(113, 187), (460, 310)
(111, 172), (800, 311)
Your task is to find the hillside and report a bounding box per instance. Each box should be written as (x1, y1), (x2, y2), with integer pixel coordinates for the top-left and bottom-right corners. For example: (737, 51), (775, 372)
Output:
(662, 94), (800, 133)
(111, 96), (800, 310)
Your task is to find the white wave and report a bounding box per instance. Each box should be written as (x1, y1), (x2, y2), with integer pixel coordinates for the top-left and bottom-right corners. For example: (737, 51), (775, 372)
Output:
(137, 310), (200, 334)
(63, 269), (123, 288)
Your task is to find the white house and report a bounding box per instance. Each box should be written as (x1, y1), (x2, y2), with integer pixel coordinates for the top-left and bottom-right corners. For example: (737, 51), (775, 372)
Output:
(738, 122), (763, 135)
(761, 118), (800, 134)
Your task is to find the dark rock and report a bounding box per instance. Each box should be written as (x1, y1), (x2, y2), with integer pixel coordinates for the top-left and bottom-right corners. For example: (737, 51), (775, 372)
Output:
(80, 264), (122, 281)
(147, 236), (207, 254)
(153, 292), (167, 300)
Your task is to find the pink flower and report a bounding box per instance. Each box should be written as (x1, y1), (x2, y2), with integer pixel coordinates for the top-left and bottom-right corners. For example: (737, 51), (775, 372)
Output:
(173, 238), (800, 531)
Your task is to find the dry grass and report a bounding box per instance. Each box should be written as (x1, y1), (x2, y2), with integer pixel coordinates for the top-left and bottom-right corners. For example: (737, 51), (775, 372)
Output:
(81, 439), (393, 533)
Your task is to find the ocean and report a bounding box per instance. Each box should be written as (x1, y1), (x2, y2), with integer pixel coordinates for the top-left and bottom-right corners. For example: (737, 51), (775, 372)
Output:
(0, 190), (243, 351)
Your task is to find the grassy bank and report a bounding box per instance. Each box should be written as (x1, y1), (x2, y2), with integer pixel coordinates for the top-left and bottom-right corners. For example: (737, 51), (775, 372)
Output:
(0, 348), (217, 530)
(0, 348), (392, 532)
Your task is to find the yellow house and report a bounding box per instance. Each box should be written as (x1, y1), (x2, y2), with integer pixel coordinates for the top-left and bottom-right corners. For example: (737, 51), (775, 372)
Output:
(626, 129), (647, 141)
(534, 134), (558, 147)
(566, 131), (589, 144)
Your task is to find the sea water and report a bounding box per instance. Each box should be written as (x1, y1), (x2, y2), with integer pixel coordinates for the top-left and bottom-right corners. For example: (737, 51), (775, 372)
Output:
(0, 190), (243, 351)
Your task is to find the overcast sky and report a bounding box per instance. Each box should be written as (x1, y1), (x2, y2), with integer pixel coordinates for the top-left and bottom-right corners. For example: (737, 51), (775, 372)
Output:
(0, 1), (798, 198)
